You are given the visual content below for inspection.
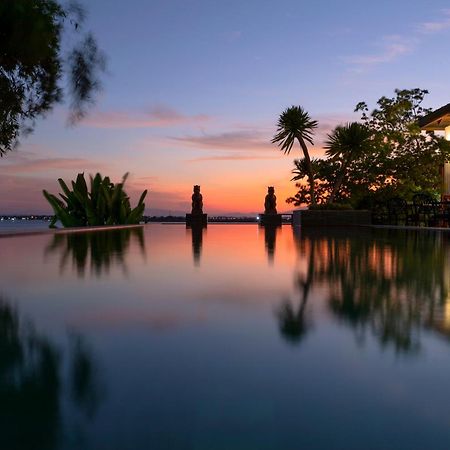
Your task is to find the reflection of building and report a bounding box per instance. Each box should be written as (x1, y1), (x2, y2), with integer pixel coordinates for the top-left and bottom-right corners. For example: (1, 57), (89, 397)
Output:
(419, 103), (450, 199)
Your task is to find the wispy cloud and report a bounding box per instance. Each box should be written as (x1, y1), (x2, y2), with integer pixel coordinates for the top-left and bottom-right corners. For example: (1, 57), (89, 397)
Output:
(173, 130), (272, 152)
(0, 157), (100, 174)
(187, 154), (281, 163)
(82, 105), (211, 129)
(346, 35), (414, 69)
(346, 9), (450, 71)
(418, 9), (450, 34)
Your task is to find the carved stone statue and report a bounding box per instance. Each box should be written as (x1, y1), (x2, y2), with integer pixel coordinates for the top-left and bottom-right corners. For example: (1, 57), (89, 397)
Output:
(191, 185), (203, 215)
(264, 186), (277, 215)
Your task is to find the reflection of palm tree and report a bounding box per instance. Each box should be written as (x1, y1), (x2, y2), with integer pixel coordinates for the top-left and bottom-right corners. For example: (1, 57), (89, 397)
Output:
(277, 296), (310, 344)
(276, 245), (315, 344)
(295, 228), (448, 354)
(45, 227), (145, 277)
(0, 297), (103, 449)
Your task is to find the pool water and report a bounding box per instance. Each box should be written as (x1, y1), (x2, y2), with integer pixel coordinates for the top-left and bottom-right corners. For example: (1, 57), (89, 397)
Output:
(1, 224), (450, 450)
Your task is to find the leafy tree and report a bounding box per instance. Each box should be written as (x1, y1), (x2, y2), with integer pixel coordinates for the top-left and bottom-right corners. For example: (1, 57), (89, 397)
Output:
(355, 88), (450, 200)
(272, 106), (318, 204)
(0, 0), (106, 155)
(286, 89), (450, 208)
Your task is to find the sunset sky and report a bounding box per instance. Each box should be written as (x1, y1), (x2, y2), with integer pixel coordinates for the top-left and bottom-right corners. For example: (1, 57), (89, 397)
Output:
(3, 0), (450, 215)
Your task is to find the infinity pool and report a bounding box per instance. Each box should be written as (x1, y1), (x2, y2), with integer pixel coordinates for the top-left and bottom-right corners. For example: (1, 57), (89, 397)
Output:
(2, 224), (450, 449)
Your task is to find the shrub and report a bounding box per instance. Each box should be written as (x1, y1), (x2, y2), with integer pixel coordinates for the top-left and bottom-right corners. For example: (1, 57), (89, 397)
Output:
(43, 173), (147, 228)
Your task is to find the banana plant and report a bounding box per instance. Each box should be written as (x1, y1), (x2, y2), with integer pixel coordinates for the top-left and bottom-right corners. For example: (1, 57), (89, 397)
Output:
(43, 173), (147, 228)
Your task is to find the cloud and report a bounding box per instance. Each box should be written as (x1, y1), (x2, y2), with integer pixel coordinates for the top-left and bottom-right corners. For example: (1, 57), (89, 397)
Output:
(0, 157), (99, 174)
(418, 9), (450, 34)
(173, 130), (272, 152)
(81, 105), (211, 129)
(187, 154), (281, 162)
(346, 35), (414, 69)
(345, 10), (450, 71)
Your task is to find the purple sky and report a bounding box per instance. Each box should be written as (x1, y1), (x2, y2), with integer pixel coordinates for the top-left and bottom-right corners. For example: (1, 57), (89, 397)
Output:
(3, 0), (450, 214)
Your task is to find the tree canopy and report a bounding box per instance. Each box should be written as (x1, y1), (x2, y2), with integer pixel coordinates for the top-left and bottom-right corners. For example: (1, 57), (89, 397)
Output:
(286, 89), (450, 208)
(0, 0), (105, 155)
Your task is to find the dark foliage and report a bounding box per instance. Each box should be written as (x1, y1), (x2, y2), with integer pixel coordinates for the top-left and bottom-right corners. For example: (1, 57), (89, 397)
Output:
(0, 0), (105, 155)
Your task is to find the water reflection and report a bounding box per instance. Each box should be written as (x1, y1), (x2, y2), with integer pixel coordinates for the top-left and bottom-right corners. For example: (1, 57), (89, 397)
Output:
(0, 296), (103, 449)
(187, 224), (206, 266)
(262, 224), (280, 264)
(290, 228), (450, 354)
(45, 226), (145, 277)
(277, 245), (314, 344)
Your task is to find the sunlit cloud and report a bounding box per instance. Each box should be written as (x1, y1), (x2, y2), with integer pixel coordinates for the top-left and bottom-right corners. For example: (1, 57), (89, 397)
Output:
(187, 154), (281, 162)
(81, 105), (211, 129)
(173, 130), (272, 151)
(0, 156), (100, 174)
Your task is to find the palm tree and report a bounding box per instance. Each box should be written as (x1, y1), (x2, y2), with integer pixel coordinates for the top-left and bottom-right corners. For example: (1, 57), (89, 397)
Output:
(272, 106), (318, 204)
(324, 122), (371, 204)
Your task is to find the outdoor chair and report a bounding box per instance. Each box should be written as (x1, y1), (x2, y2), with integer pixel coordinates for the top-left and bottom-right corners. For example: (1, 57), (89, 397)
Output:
(412, 193), (437, 226)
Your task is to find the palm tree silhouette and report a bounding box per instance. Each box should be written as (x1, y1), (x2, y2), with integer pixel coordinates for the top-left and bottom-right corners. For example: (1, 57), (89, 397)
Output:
(324, 122), (371, 204)
(272, 106), (318, 204)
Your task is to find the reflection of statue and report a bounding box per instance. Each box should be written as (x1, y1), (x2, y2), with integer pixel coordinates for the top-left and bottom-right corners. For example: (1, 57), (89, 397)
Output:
(190, 224), (204, 266)
(264, 186), (277, 215)
(264, 225), (277, 264)
(191, 185), (203, 215)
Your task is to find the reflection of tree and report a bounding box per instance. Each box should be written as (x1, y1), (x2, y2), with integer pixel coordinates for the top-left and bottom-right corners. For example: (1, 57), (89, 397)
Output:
(70, 335), (103, 419)
(0, 297), (103, 449)
(276, 243), (314, 344)
(45, 226), (145, 277)
(292, 228), (449, 354)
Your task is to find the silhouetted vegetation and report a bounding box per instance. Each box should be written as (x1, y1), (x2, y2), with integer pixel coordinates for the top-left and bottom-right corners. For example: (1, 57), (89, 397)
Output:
(284, 89), (450, 208)
(43, 172), (147, 227)
(272, 106), (318, 204)
(0, 0), (106, 155)
(288, 228), (450, 354)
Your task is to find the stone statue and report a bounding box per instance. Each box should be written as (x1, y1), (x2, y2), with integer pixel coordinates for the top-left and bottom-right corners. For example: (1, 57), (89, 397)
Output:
(264, 186), (277, 215)
(191, 185), (203, 215)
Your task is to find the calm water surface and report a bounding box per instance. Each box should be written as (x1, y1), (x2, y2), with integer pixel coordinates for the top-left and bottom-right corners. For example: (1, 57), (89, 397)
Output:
(1, 224), (450, 449)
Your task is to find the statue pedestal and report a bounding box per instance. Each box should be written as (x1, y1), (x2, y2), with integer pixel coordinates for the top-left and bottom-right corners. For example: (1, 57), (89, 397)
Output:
(186, 214), (208, 227)
(259, 214), (282, 226)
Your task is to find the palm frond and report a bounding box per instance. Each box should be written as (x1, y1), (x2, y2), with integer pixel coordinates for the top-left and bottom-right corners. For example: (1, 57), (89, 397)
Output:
(272, 105), (318, 154)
